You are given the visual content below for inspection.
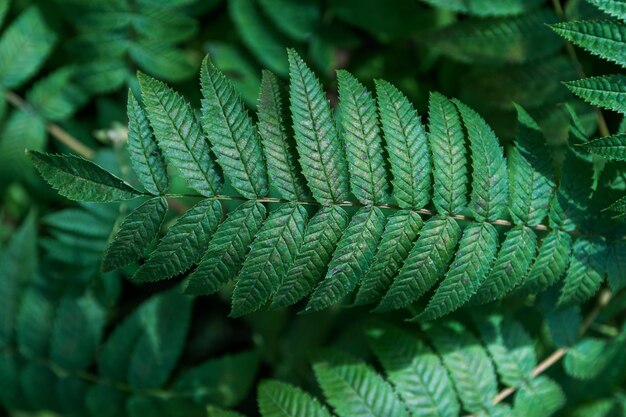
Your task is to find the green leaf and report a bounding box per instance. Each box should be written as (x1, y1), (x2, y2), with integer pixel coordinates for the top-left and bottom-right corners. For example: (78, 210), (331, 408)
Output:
(523, 230), (572, 293)
(201, 56), (269, 198)
(257, 70), (309, 201)
(271, 206), (349, 309)
(133, 199), (222, 282)
(313, 352), (409, 417)
(16, 288), (54, 357)
(258, 380), (332, 417)
(175, 351), (259, 408)
(304, 207), (385, 313)
(586, 0), (626, 20)
(0, 110), (46, 183)
(579, 134), (626, 161)
(367, 323), (460, 417)
(129, 41), (197, 82)
(98, 287), (192, 389)
(138, 72), (222, 197)
(288, 49), (349, 203)
(454, 100), (508, 221)
(28, 151), (141, 202)
(207, 406), (248, 417)
(0, 7), (56, 88)
(508, 106), (555, 226)
(512, 376), (565, 417)
(606, 241), (626, 291)
(185, 202), (266, 295)
(551, 21), (626, 68)
(423, 10), (561, 64)
(428, 92), (467, 215)
(545, 306), (581, 348)
(257, 0), (320, 41)
(103, 197), (168, 272)
(549, 149), (593, 231)
(229, 0), (289, 76)
(559, 237), (606, 307)
(208, 42), (261, 107)
(26, 67), (87, 121)
(417, 222), (499, 321)
(475, 315), (536, 387)
(50, 294), (106, 371)
(376, 79), (431, 209)
(231, 204), (307, 317)
(470, 225), (537, 304)
(338, 70), (389, 205)
(565, 75), (626, 114)
(354, 210), (423, 306)
(127, 92), (169, 195)
(564, 337), (608, 379)
(418, 0), (544, 16)
(377, 215), (461, 312)
(425, 321), (498, 414)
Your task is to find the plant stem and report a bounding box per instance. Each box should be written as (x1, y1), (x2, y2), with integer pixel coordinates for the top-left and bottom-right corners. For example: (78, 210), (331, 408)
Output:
(4, 90), (95, 159)
(551, 0), (611, 137)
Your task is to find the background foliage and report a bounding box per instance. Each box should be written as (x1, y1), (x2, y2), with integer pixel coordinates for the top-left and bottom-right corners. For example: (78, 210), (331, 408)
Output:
(1, 0), (626, 416)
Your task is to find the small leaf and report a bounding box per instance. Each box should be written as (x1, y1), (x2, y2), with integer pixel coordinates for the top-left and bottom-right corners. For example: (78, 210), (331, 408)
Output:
(288, 49), (350, 203)
(578, 134), (626, 161)
(304, 207), (385, 313)
(138, 72), (222, 197)
(551, 21), (626, 68)
(271, 206), (349, 309)
(558, 237), (606, 307)
(103, 197), (168, 272)
(417, 222), (499, 321)
(377, 215), (461, 312)
(127, 92), (169, 195)
(565, 75), (626, 114)
(201, 56), (269, 198)
(133, 199), (222, 282)
(257, 70), (309, 201)
(231, 204), (307, 317)
(513, 376), (565, 417)
(28, 151), (141, 202)
(258, 380), (332, 417)
(338, 70), (389, 205)
(376, 79), (431, 209)
(185, 202), (266, 295)
(523, 230), (572, 294)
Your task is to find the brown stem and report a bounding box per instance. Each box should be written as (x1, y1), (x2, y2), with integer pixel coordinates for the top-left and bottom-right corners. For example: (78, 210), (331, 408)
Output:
(4, 90), (95, 159)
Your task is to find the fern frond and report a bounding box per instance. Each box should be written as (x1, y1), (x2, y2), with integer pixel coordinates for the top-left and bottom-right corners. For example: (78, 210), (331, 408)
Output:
(288, 49), (349, 203)
(231, 204), (307, 317)
(354, 211), (422, 306)
(367, 323), (460, 417)
(258, 70), (309, 201)
(376, 215), (461, 313)
(550, 20), (626, 68)
(417, 222), (499, 321)
(185, 202), (266, 295)
(201, 56), (269, 198)
(127, 92), (169, 195)
(138, 73), (222, 197)
(102, 197), (167, 272)
(376, 80), (431, 209)
(258, 380), (332, 417)
(271, 206), (349, 309)
(304, 207), (385, 313)
(27, 151), (141, 202)
(133, 199), (222, 282)
(564, 75), (626, 114)
(313, 352), (409, 417)
(338, 70), (389, 205)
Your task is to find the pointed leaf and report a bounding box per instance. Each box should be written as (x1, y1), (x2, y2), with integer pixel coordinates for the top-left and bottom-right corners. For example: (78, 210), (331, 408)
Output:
(376, 79), (431, 209)
(558, 237), (606, 307)
(201, 56), (269, 198)
(127, 92), (169, 195)
(103, 197), (168, 272)
(138, 73), (221, 197)
(523, 230), (572, 293)
(28, 151), (141, 202)
(231, 204), (307, 316)
(133, 199), (222, 282)
(258, 70), (309, 201)
(258, 380), (332, 417)
(551, 21), (626, 68)
(185, 202), (266, 295)
(304, 207), (385, 313)
(579, 134), (626, 161)
(271, 206), (349, 309)
(565, 75), (626, 114)
(288, 49), (349, 203)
